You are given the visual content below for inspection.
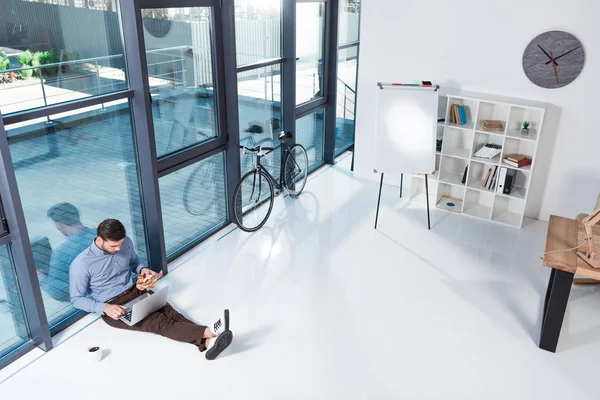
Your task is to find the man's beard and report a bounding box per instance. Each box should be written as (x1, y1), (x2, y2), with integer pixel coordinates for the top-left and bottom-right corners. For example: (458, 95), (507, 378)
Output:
(99, 243), (117, 254)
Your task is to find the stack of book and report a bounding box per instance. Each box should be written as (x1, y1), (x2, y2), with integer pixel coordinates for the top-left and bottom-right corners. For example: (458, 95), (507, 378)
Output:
(481, 120), (504, 132)
(449, 104), (467, 125)
(503, 153), (532, 168)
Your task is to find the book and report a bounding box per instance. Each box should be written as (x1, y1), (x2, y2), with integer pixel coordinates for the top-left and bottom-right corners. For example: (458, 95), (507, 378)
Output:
(482, 120), (504, 132)
(488, 166), (498, 190)
(459, 106), (466, 124)
(482, 167), (492, 188)
(461, 166), (468, 184)
(503, 154), (532, 168)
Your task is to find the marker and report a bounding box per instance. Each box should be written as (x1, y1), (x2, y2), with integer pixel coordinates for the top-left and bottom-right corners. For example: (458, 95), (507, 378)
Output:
(391, 83), (420, 86)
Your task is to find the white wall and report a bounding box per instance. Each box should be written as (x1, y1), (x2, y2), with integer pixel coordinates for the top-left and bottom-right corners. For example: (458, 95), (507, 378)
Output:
(355, 0), (600, 220)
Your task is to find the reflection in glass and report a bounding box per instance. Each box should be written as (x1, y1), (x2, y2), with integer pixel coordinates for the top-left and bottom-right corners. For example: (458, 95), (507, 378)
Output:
(0, 0), (127, 115)
(141, 7), (218, 157)
(237, 64), (282, 179)
(335, 46), (358, 155)
(296, 2), (325, 105)
(6, 102), (148, 329)
(234, 0), (281, 67)
(296, 109), (325, 171)
(0, 244), (30, 361)
(159, 152), (228, 257)
(338, 0), (361, 45)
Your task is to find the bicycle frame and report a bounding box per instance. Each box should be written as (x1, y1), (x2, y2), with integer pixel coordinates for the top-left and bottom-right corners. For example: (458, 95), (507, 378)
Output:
(246, 141), (293, 191)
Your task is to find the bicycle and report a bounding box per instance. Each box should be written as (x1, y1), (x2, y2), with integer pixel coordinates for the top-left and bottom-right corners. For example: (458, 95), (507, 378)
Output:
(232, 131), (309, 232)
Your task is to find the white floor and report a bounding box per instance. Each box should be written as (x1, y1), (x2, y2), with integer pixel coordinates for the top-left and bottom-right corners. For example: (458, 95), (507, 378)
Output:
(2, 154), (600, 399)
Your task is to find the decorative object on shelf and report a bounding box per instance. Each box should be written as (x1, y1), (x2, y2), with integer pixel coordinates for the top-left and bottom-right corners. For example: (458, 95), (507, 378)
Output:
(577, 205), (600, 269)
(522, 30), (585, 89)
(436, 139), (443, 152)
(503, 153), (532, 168)
(436, 196), (463, 213)
(473, 143), (502, 159)
(481, 120), (504, 132)
(521, 121), (530, 136)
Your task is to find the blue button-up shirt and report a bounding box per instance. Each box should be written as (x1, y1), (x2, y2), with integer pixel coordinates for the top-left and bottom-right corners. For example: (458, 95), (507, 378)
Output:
(69, 236), (144, 314)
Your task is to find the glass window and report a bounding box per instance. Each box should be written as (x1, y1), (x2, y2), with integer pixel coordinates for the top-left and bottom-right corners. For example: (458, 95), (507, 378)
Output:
(159, 152), (228, 257)
(296, 2), (325, 105)
(235, 0), (281, 67)
(6, 101), (148, 329)
(141, 7), (218, 158)
(0, 0), (127, 115)
(237, 64), (282, 179)
(0, 244), (30, 360)
(296, 108), (325, 171)
(338, 0), (361, 45)
(335, 45), (358, 155)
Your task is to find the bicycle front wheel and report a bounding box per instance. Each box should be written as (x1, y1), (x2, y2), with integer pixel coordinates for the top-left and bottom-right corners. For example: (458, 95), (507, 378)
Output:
(232, 168), (275, 232)
(283, 144), (309, 198)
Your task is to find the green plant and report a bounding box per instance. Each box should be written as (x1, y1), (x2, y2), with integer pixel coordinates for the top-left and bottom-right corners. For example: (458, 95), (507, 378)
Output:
(522, 121), (530, 129)
(0, 51), (10, 71)
(17, 50), (34, 78)
(35, 50), (58, 76)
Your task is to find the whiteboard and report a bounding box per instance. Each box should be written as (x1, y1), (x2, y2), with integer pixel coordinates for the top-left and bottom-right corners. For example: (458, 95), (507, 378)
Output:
(373, 86), (438, 174)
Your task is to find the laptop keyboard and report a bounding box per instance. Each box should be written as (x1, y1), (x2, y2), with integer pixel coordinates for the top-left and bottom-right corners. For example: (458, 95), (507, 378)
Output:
(122, 309), (132, 322)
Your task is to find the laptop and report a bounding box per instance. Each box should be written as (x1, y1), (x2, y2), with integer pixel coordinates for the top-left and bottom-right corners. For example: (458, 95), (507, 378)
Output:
(120, 286), (169, 326)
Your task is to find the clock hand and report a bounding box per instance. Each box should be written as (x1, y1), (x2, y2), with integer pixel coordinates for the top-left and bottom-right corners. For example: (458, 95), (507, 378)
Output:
(545, 45), (582, 64)
(537, 45), (558, 66)
(550, 50), (559, 85)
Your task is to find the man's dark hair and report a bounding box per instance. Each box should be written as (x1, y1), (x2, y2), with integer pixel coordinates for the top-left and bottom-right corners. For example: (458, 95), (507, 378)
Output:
(97, 219), (126, 241)
(47, 202), (82, 227)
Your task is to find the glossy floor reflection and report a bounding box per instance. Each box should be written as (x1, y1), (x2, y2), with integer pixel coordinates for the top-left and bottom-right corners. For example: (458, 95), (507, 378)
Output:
(2, 153), (600, 399)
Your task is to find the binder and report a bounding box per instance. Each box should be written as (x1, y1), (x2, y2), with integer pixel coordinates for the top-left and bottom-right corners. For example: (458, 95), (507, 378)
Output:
(496, 167), (508, 194)
(503, 169), (517, 194)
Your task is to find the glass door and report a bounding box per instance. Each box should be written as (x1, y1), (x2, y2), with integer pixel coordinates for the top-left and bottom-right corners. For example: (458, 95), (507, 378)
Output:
(134, 0), (230, 258)
(295, 0), (328, 171)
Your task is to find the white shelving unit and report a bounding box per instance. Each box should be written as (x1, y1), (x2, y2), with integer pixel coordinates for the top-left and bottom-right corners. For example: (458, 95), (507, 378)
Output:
(410, 89), (548, 228)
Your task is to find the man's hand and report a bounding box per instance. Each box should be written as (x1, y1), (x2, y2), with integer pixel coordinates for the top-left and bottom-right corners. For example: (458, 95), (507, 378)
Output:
(140, 268), (156, 277)
(104, 304), (127, 320)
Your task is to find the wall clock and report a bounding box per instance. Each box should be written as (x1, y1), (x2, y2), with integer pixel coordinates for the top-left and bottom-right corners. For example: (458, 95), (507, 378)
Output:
(142, 9), (172, 38)
(522, 30), (585, 89)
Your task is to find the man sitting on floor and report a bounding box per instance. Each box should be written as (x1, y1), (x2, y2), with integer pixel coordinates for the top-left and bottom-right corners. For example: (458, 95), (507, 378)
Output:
(69, 218), (232, 360)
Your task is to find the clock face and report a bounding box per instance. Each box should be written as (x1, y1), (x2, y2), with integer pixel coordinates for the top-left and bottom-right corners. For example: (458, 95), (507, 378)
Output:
(522, 31), (585, 89)
(142, 9), (172, 38)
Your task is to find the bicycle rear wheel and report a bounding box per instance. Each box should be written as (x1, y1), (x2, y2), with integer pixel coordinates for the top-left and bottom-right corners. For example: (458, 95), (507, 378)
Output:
(283, 144), (309, 198)
(232, 168), (274, 232)
(183, 161), (216, 215)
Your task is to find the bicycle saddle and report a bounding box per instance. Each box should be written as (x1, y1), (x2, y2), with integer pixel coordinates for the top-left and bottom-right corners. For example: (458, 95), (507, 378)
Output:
(278, 131), (293, 141)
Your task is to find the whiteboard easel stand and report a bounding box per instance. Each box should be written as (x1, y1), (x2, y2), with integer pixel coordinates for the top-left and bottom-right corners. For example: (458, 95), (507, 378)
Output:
(373, 82), (438, 231)
(374, 171), (431, 230)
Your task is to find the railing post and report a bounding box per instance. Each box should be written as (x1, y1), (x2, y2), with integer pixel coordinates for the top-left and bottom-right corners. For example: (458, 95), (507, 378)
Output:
(181, 47), (187, 91)
(343, 84), (347, 120)
(38, 67), (51, 124)
(95, 60), (106, 111)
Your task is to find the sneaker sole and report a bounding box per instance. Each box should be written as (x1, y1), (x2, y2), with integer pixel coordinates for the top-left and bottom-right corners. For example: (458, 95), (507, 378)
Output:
(205, 330), (233, 360)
